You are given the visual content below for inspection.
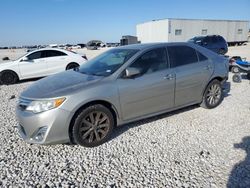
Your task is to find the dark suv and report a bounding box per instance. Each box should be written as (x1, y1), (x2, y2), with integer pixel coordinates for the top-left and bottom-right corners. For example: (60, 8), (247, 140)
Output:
(188, 35), (228, 55)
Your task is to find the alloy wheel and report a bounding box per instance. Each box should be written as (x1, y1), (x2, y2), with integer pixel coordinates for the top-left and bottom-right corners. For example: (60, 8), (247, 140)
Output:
(206, 84), (222, 106)
(79, 111), (110, 143)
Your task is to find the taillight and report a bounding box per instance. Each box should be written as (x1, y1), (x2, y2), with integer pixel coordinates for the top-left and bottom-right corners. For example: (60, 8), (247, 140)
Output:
(82, 55), (88, 60)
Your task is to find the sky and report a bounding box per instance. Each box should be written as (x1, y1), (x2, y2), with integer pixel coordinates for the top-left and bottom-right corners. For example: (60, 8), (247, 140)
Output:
(0, 0), (250, 46)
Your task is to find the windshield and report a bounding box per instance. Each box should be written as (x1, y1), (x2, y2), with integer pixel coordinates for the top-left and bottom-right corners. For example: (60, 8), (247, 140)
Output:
(79, 48), (139, 76)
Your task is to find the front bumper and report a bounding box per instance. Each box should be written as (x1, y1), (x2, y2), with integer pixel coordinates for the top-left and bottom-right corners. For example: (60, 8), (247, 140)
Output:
(16, 107), (73, 145)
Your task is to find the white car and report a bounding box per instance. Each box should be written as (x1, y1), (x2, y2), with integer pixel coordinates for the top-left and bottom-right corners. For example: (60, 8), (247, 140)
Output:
(0, 48), (87, 84)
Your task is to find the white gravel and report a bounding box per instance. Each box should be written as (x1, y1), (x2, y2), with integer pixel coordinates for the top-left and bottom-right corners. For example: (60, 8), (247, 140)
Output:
(1, 45), (250, 187)
(0, 73), (249, 187)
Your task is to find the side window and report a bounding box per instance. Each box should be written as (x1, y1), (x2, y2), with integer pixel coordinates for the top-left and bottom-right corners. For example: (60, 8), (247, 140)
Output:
(197, 51), (208, 62)
(45, 50), (67, 58)
(218, 36), (225, 42)
(27, 51), (42, 60)
(211, 36), (218, 43)
(129, 48), (168, 75)
(168, 46), (198, 67)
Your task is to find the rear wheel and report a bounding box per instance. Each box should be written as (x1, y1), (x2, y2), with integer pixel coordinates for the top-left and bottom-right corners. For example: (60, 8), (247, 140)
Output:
(0, 71), (18, 85)
(72, 104), (114, 147)
(218, 49), (225, 55)
(231, 66), (240, 73)
(232, 74), (242, 83)
(200, 80), (223, 109)
(66, 63), (79, 70)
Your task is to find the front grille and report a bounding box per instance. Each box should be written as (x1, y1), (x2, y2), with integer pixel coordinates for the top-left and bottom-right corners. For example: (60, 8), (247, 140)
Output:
(18, 98), (32, 111)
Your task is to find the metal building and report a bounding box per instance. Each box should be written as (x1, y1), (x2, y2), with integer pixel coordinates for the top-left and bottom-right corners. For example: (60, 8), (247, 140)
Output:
(136, 18), (249, 45)
(120, 35), (138, 46)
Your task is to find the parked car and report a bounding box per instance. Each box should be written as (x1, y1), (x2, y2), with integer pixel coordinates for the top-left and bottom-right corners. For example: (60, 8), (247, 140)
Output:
(0, 48), (87, 84)
(16, 43), (229, 147)
(188, 35), (228, 55)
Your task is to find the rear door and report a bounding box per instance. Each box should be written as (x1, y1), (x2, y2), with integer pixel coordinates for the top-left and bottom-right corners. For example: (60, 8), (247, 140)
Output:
(117, 48), (175, 121)
(44, 50), (68, 74)
(19, 51), (48, 79)
(167, 45), (213, 107)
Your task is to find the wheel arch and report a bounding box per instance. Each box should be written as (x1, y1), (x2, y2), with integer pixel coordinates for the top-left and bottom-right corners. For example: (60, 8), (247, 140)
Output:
(200, 76), (224, 102)
(0, 69), (20, 80)
(66, 62), (80, 70)
(68, 100), (119, 143)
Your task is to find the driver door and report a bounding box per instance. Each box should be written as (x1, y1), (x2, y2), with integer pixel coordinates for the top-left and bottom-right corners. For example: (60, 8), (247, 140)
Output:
(19, 51), (48, 79)
(117, 48), (175, 121)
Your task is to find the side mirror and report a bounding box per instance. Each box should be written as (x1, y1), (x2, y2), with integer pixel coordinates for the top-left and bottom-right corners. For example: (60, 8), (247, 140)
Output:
(21, 57), (29, 61)
(124, 67), (141, 78)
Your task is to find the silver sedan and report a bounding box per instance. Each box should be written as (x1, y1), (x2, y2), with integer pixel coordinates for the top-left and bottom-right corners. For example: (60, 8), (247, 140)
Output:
(16, 43), (229, 147)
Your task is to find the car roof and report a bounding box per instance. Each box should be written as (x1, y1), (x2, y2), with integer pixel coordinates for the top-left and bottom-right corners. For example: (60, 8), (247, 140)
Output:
(116, 42), (191, 50)
(30, 47), (75, 55)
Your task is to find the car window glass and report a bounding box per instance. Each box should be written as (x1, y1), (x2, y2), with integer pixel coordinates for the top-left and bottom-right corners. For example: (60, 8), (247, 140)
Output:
(211, 37), (218, 43)
(218, 36), (225, 42)
(168, 46), (198, 67)
(197, 51), (208, 62)
(27, 51), (42, 60)
(129, 48), (168, 75)
(45, 50), (67, 58)
(203, 36), (214, 44)
(79, 49), (138, 76)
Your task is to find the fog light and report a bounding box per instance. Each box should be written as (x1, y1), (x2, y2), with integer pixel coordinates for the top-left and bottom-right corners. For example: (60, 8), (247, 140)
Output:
(32, 127), (48, 142)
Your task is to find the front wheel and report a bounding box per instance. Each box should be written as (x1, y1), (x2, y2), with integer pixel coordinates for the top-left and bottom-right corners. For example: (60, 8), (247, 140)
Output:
(72, 104), (114, 147)
(200, 80), (223, 109)
(0, 71), (18, 85)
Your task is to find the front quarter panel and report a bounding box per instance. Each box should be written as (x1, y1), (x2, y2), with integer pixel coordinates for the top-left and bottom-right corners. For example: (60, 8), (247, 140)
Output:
(0, 61), (21, 78)
(59, 80), (121, 123)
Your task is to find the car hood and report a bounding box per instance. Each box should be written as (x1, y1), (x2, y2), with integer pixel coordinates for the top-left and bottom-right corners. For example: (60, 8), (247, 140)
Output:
(21, 70), (104, 99)
(0, 61), (16, 69)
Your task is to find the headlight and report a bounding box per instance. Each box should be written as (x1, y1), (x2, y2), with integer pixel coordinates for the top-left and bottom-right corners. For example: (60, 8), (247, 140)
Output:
(26, 97), (66, 113)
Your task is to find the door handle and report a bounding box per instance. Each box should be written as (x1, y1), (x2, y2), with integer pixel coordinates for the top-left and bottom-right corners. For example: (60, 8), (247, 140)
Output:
(164, 73), (175, 80)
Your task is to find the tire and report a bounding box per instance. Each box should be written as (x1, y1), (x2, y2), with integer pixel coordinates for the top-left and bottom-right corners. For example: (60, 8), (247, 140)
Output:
(66, 63), (79, 70)
(232, 74), (242, 83)
(218, 49), (225, 55)
(72, 104), (114, 147)
(0, 71), (18, 85)
(200, 80), (223, 109)
(231, 66), (240, 73)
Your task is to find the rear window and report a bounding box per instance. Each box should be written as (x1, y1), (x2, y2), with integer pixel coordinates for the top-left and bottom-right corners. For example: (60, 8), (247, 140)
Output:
(217, 36), (226, 42)
(45, 50), (67, 58)
(168, 46), (198, 67)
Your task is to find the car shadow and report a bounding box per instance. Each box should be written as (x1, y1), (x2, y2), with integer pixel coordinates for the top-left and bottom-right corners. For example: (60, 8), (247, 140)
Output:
(18, 77), (43, 84)
(223, 81), (231, 97)
(227, 136), (250, 188)
(110, 104), (199, 142)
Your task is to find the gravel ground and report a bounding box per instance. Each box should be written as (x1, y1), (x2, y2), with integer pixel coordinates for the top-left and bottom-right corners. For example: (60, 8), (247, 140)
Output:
(0, 45), (250, 187)
(0, 73), (249, 187)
